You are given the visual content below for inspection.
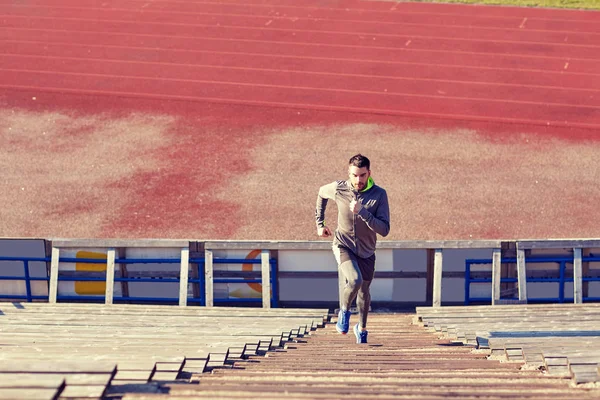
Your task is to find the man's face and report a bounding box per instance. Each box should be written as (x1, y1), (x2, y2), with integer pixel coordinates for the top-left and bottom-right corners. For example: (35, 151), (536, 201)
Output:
(348, 165), (370, 191)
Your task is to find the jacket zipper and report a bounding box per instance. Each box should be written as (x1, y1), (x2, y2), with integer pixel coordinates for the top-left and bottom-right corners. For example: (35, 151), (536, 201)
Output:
(353, 192), (358, 254)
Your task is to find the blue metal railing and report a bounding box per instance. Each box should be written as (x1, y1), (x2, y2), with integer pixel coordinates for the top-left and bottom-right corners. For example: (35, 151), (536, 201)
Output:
(201, 258), (279, 308)
(0, 256), (50, 302)
(56, 257), (189, 304)
(465, 256), (600, 305)
(0, 255), (278, 307)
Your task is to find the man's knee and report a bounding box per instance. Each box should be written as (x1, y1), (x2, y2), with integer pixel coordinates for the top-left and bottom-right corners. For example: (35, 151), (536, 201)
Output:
(346, 276), (363, 290)
(340, 260), (361, 288)
(358, 280), (371, 295)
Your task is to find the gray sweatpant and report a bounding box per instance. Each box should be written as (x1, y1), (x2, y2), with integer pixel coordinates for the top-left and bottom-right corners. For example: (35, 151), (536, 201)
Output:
(333, 246), (375, 329)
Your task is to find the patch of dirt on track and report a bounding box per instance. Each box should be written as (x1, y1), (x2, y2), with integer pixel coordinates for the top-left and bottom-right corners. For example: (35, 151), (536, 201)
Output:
(0, 109), (172, 238)
(3, 94), (600, 241)
(103, 118), (269, 239)
(229, 123), (600, 240)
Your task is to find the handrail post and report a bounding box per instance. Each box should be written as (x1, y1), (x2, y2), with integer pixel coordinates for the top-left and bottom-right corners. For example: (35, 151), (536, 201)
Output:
(105, 248), (116, 305)
(49, 247), (60, 303)
(432, 249), (443, 307)
(204, 249), (214, 307)
(261, 249), (271, 309)
(573, 248), (583, 304)
(491, 248), (502, 305)
(516, 245), (528, 302)
(179, 247), (190, 307)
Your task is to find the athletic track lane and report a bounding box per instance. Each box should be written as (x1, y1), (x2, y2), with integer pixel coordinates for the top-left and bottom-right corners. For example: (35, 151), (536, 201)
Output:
(0, 0), (599, 128)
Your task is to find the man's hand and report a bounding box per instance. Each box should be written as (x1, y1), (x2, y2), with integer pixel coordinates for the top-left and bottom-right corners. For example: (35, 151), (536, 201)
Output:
(349, 199), (362, 214)
(317, 226), (332, 238)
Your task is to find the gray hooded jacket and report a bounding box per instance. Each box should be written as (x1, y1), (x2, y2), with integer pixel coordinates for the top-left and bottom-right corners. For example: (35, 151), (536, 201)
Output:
(315, 178), (390, 258)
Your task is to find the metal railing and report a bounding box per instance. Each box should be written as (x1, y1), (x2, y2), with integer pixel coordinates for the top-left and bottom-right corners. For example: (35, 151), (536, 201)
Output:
(0, 255), (278, 307)
(3, 238), (600, 308)
(205, 257), (278, 308)
(466, 256), (600, 305)
(0, 256), (50, 302)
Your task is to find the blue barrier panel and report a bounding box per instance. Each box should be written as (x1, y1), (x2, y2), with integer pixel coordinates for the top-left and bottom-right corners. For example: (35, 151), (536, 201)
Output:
(0, 255), (279, 307)
(194, 258), (279, 308)
(0, 256), (50, 302)
(465, 256), (600, 305)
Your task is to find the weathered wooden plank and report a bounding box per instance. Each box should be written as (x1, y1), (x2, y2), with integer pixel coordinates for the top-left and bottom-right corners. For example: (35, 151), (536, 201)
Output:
(422, 316), (600, 325)
(181, 359), (208, 374)
(113, 370), (153, 381)
(0, 353), (210, 366)
(544, 356), (570, 376)
(505, 348), (523, 361)
(0, 345), (222, 358)
(0, 360), (210, 377)
(0, 374), (65, 388)
(0, 333), (291, 347)
(0, 362), (116, 374)
(417, 303), (600, 314)
(417, 311), (600, 319)
(116, 360), (164, 370)
(0, 352), (183, 362)
(0, 315), (326, 329)
(523, 350), (545, 364)
(58, 384), (107, 398)
(59, 373), (117, 386)
(0, 311), (320, 323)
(0, 324), (297, 338)
(150, 371), (180, 381)
(378, 240), (504, 249)
(424, 320), (600, 329)
(154, 361), (184, 373)
(0, 313), (325, 324)
(204, 241), (333, 250)
(421, 317), (600, 326)
(0, 388), (61, 400)
(0, 346), (240, 361)
(50, 239), (189, 248)
(417, 304), (600, 385)
(0, 303), (330, 384)
(571, 363), (599, 384)
(0, 302), (328, 316)
(421, 315), (600, 325)
(517, 239), (600, 250)
(488, 338), (600, 348)
(204, 240), (503, 250)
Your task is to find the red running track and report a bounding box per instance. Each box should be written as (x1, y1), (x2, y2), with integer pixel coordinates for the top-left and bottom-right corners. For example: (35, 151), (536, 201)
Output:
(1, 0), (599, 128)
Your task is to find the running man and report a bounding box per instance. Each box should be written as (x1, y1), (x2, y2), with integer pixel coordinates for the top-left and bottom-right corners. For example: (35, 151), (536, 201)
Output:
(315, 154), (390, 344)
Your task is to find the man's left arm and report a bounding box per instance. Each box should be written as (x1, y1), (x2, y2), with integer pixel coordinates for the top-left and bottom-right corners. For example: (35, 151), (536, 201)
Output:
(357, 189), (390, 237)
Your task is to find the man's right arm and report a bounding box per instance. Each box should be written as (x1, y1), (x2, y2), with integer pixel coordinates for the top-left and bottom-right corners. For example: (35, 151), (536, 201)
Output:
(315, 182), (337, 233)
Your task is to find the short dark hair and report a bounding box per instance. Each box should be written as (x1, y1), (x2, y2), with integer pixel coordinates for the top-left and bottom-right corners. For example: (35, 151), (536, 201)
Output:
(348, 154), (370, 170)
